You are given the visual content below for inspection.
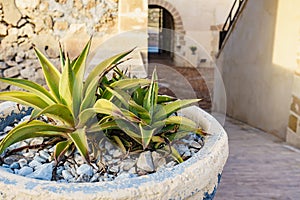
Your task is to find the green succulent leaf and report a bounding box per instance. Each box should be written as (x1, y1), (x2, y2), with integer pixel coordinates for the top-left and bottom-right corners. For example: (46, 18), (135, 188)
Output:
(116, 119), (142, 145)
(0, 77), (56, 104)
(72, 38), (91, 76)
(54, 139), (73, 163)
(157, 95), (176, 104)
(154, 99), (200, 121)
(0, 120), (70, 154)
(159, 124), (179, 134)
(165, 130), (194, 141)
(30, 108), (41, 119)
(110, 79), (150, 90)
(139, 124), (156, 149)
(120, 127), (142, 145)
(59, 43), (65, 69)
(80, 48), (134, 113)
(103, 86), (131, 107)
(72, 39), (91, 117)
(68, 128), (90, 163)
(30, 104), (75, 127)
(79, 99), (141, 127)
(120, 108), (144, 124)
(34, 48), (61, 102)
(78, 99), (122, 128)
(128, 100), (151, 122)
(87, 120), (118, 133)
(132, 87), (147, 106)
(164, 116), (197, 128)
(94, 99), (139, 120)
(112, 135), (126, 153)
(149, 121), (166, 129)
(59, 57), (74, 106)
(0, 91), (49, 110)
(143, 69), (158, 115)
(72, 77), (84, 119)
(80, 78), (98, 112)
(151, 135), (165, 143)
(83, 49), (134, 95)
(160, 145), (183, 163)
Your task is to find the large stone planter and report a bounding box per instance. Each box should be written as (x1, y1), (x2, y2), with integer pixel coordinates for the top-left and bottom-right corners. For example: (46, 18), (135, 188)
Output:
(0, 102), (228, 200)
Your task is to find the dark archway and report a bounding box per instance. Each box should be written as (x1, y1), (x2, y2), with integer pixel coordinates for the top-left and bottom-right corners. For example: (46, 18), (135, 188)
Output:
(148, 5), (174, 60)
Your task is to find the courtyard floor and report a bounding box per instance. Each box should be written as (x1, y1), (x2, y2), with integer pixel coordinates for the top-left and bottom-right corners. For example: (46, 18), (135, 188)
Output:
(214, 117), (300, 200)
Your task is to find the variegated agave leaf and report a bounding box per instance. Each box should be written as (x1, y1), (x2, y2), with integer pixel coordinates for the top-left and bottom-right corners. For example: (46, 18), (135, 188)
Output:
(0, 39), (134, 164)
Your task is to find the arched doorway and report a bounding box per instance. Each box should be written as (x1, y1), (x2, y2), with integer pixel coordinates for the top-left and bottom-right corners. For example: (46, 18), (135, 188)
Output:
(147, 1), (212, 112)
(148, 5), (174, 60)
(148, 0), (185, 64)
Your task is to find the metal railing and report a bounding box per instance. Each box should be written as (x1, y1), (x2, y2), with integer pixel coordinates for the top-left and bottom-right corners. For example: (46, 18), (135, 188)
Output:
(219, 0), (247, 49)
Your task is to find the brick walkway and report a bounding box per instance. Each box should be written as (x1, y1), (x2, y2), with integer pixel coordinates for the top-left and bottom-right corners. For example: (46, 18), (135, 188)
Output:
(148, 63), (214, 111)
(214, 117), (300, 200)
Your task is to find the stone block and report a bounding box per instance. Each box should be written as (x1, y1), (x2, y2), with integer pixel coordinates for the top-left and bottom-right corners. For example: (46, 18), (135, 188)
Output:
(6, 60), (18, 67)
(43, 16), (53, 29)
(292, 74), (300, 98)
(60, 24), (90, 59)
(39, 1), (49, 12)
(33, 68), (45, 84)
(10, 85), (23, 91)
(20, 67), (35, 79)
(290, 95), (300, 115)
(1, 0), (22, 26)
(7, 28), (19, 36)
(15, 0), (40, 10)
(0, 62), (6, 69)
(82, 0), (90, 6)
(33, 18), (44, 33)
(19, 39), (32, 51)
(286, 129), (300, 148)
(0, 23), (8, 36)
(74, 0), (83, 9)
(86, 1), (97, 10)
(118, 0), (147, 31)
(32, 34), (59, 58)
(45, 47), (59, 59)
(30, 60), (42, 70)
(288, 114), (298, 133)
(15, 55), (24, 63)
(51, 11), (64, 18)
(17, 19), (27, 27)
(54, 21), (69, 31)
(1, 34), (18, 47)
(3, 67), (20, 78)
(19, 23), (34, 37)
(55, 0), (67, 4)
(0, 82), (9, 90)
(2, 47), (16, 62)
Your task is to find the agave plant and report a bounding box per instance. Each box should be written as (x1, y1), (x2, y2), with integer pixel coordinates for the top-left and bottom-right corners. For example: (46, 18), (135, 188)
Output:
(90, 69), (206, 163)
(0, 39), (150, 163)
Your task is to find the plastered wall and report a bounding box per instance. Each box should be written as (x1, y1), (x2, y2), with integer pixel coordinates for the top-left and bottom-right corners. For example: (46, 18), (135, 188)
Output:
(214, 0), (300, 140)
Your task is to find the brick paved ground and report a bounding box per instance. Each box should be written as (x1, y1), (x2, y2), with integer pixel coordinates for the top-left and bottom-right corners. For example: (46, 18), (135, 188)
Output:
(148, 62), (214, 111)
(214, 117), (300, 200)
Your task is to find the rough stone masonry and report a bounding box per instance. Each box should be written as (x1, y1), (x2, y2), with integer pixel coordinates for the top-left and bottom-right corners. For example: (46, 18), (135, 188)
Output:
(0, 0), (119, 91)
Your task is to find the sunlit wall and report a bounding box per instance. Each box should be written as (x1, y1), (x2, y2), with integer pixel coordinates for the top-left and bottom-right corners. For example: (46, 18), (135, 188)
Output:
(215, 0), (300, 139)
(272, 0), (300, 71)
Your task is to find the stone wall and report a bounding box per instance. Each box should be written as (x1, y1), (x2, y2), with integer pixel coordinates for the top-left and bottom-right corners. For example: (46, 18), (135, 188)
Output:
(0, 0), (119, 90)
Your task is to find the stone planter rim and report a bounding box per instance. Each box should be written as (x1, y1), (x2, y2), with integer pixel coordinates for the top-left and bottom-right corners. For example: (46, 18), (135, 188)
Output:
(0, 102), (228, 200)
